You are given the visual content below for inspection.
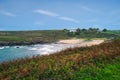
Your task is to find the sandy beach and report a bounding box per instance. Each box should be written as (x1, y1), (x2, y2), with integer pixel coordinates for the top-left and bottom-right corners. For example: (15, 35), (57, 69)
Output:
(58, 39), (104, 47)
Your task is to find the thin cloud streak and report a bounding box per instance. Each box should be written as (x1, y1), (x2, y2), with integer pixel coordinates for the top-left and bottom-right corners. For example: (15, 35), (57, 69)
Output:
(34, 9), (80, 23)
(0, 11), (16, 17)
(81, 6), (95, 12)
(59, 17), (79, 23)
(34, 9), (59, 17)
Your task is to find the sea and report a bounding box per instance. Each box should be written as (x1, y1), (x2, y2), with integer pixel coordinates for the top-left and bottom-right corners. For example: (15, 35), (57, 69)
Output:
(0, 43), (76, 63)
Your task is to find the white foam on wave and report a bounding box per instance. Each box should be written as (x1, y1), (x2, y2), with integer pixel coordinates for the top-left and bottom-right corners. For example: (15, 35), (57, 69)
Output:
(36, 44), (55, 55)
(5, 46), (10, 48)
(27, 43), (76, 55)
(29, 48), (38, 51)
(0, 47), (4, 49)
(27, 44), (63, 55)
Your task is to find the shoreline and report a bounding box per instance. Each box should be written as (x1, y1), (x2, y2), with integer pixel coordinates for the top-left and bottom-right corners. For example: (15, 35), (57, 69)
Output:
(0, 38), (105, 47)
(0, 38), (105, 63)
(57, 38), (104, 47)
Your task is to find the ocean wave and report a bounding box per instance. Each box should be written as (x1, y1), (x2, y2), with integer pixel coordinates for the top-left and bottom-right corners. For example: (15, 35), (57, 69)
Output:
(28, 44), (62, 55)
(5, 46), (10, 48)
(0, 47), (4, 49)
(29, 48), (38, 51)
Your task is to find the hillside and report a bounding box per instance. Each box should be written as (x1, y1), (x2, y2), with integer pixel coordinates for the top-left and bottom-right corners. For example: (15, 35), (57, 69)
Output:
(0, 30), (69, 46)
(0, 29), (119, 46)
(0, 38), (120, 80)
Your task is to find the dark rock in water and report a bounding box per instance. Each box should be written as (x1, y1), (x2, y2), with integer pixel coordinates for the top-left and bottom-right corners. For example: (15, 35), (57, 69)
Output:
(16, 46), (19, 48)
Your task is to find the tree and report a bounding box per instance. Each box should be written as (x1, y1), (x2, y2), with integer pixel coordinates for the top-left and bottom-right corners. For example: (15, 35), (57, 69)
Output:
(63, 29), (70, 33)
(102, 28), (107, 32)
(88, 28), (99, 33)
(75, 28), (81, 35)
(62, 28), (71, 36)
(81, 28), (87, 32)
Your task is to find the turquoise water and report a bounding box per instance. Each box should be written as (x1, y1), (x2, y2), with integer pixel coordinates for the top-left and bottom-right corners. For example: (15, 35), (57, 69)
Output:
(0, 43), (75, 63)
(0, 46), (38, 62)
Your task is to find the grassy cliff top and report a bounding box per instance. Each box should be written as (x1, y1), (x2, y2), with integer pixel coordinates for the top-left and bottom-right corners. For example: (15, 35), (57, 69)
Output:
(0, 29), (119, 44)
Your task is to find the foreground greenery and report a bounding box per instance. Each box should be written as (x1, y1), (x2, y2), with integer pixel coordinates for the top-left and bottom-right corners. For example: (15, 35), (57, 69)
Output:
(0, 38), (120, 80)
(0, 28), (119, 46)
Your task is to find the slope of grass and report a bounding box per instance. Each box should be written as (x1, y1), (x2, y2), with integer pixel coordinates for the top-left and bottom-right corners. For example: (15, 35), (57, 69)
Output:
(0, 30), (69, 42)
(0, 30), (70, 46)
(0, 39), (120, 80)
(102, 30), (120, 37)
(0, 30), (119, 45)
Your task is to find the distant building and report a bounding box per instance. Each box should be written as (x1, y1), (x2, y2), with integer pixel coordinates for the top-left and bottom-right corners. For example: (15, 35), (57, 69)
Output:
(69, 29), (76, 32)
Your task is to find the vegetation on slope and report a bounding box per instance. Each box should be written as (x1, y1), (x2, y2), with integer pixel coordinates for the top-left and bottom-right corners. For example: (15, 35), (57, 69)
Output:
(0, 38), (120, 80)
(0, 28), (119, 46)
(0, 30), (69, 46)
(102, 30), (120, 36)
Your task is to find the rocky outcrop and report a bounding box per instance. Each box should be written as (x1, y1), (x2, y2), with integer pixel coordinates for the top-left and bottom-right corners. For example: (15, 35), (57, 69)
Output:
(0, 41), (52, 46)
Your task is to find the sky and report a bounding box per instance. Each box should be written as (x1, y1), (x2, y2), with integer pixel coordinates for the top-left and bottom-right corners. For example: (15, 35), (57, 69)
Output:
(0, 0), (120, 30)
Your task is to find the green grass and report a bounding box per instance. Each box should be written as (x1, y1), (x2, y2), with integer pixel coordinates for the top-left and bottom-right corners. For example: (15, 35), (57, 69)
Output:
(42, 57), (120, 80)
(0, 38), (120, 80)
(72, 58), (120, 80)
(102, 30), (120, 36)
(0, 36), (31, 42)
(0, 30), (70, 44)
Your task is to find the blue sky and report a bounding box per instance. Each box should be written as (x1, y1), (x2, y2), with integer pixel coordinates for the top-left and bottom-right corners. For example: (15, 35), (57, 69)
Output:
(0, 0), (120, 30)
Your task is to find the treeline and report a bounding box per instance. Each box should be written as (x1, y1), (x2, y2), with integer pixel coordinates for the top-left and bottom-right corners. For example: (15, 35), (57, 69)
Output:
(62, 28), (117, 38)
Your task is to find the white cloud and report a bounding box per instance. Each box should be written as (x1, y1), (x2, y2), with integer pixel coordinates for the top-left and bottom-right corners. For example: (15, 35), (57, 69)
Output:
(0, 11), (16, 17)
(59, 17), (79, 23)
(34, 9), (80, 23)
(34, 9), (59, 17)
(81, 6), (94, 12)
